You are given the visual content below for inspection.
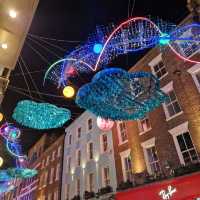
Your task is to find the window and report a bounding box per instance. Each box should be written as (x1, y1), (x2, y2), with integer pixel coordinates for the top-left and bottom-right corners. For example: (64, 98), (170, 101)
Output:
(57, 146), (62, 157)
(51, 151), (56, 161)
(41, 159), (45, 169)
(55, 163), (60, 181)
(120, 149), (132, 181)
(117, 121), (128, 144)
(161, 82), (182, 120)
(66, 184), (70, 200)
(76, 179), (80, 195)
(48, 193), (52, 200)
(46, 156), (50, 166)
(88, 173), (94, 192)
(188, 64), (200, 93)
(49, 167), (54, 184)
(77, 127), (81, 139)
(102, 167), (110, 186)
(54, 190), (58, 200)
(76, 150), (81, 166)
(88, 118), (93, 130)
(138, 116), (151, 134)
(69, 134), (72, 145)
(44, 171), (48, 187)
(149, 54), (168, 80)
(174, 28), (200, 57)
(165, 89), (182, 118)
(67, 157), (71, 173)
(146, 146), (161, 174)
(177, 132), (198, 164)
(152, 61), (167, 79)
(169, 122), (199, 165)
(88, 142), (94, 160)
(101, 134), (108, 153)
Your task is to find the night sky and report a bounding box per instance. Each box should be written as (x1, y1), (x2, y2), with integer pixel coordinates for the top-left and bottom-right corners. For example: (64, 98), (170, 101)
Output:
(1, 0), (188, 166)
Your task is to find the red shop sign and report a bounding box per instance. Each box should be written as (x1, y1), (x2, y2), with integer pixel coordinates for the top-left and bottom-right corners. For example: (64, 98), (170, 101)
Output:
(115, 172), (200, 200)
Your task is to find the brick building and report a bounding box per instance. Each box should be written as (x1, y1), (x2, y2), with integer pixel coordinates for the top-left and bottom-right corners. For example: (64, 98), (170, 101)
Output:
(0, 134), (47, 200)
(112, 14), (200, 187)
(36, 134), (64, 200)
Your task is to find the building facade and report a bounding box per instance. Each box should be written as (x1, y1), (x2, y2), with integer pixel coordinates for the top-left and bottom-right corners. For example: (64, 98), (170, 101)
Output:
(112, 14), (200, 187)
(61, 112), (117, 200)
(0, 0), (39, 103)
(36, 134), (64, 200)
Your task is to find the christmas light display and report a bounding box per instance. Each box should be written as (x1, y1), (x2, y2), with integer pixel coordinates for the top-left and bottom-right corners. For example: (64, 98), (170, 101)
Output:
(12, 100), (71, 129)
(76, 68), (167, 120)
(44, 17), (200, 87)
(0, 182), (15, 194)
(96, 117), (114, 131)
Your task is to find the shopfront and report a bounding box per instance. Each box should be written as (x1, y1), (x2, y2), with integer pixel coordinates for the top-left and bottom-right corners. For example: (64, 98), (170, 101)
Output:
(115, 172), (200, 200)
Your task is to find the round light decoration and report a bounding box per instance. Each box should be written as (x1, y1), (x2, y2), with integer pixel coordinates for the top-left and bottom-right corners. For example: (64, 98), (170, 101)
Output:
(63, 86), (75, 98)
(0, 157), (3, 167)
(0, 113), (3, 122)
(97, 116), (114, 131)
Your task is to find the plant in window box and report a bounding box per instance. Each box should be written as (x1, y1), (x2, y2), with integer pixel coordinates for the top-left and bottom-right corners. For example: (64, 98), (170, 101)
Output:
(99, 185), (113, 195)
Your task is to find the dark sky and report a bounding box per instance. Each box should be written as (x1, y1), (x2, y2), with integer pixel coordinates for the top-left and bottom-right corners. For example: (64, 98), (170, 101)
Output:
(1, 0), (188, 166)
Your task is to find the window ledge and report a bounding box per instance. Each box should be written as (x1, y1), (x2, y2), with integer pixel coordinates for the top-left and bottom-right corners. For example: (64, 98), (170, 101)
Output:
(158, 72), (168, 81)
(166, 111), (183, 122)
(118, 140), (128, 146)
(139, 128), (152, 136)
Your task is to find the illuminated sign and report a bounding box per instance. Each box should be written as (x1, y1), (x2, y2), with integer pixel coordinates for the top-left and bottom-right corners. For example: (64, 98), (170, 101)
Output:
(159, 185), (176, 200)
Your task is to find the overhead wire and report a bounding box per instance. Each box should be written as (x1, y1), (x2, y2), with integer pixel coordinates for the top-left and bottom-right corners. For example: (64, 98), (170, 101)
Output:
(17, 60), (33, 100)
(20, 56), (44, 101)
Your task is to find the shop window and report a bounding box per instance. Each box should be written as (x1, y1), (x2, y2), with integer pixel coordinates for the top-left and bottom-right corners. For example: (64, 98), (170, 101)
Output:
(76, 179), (80, 195)
(87, 173), (94, 192)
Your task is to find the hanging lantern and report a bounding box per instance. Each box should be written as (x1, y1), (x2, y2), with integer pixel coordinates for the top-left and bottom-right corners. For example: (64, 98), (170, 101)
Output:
(97, 117), (114, 131)
(63, 86), (75, 98)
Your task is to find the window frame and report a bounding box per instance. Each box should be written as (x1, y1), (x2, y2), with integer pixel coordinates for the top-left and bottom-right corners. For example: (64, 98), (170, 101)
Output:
(87, 142), (94, 160)
(88, 118), (93, 131)
(101, 133), (108, 153)
(117, 121), (128, 145)
(138, 115), (152, 135)
(169, 121), (199, 165)
(188, 63), (200, 93)
(102, 166), (111, 187)
(149, 54), (168, 80)
(161, 81), (183, 121)
(120, 149), (132, 182)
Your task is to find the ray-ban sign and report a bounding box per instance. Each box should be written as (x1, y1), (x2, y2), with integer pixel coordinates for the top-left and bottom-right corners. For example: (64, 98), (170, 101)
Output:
(159, 185), (177, 200)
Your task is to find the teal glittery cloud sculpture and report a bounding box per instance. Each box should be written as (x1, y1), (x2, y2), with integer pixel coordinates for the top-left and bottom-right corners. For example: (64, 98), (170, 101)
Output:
(76, 68), (167, 120)
(12, 100), (71, 129)
(7, 168), (38, 179)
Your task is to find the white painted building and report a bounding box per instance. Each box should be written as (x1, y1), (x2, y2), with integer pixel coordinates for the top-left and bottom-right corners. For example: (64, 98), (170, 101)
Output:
(61, 111), (117, 200)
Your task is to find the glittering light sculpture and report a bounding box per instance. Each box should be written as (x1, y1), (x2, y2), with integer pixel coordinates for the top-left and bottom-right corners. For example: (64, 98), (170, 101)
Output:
(76, 68), (167, 120)
(0, 157), (3, 168)
(97, 116), (114, 131)
(7, 168), (38, 179)
(44, 17), (200, 87)
(0, 181), (15, 194)
(12, 100), (71, 129)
